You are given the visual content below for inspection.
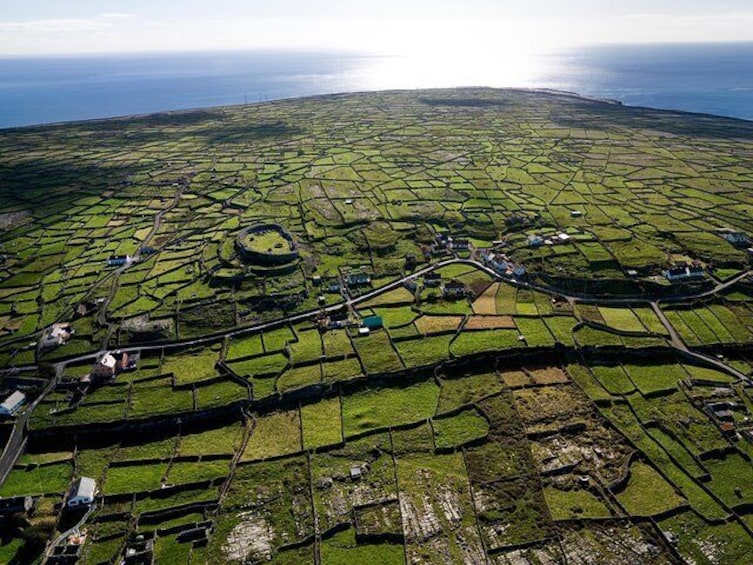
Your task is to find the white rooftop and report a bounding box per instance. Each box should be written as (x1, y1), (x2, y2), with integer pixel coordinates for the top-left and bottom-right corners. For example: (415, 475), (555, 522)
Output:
(99, 353), (117, 369)
(71, 476), (96, 500)
(1, 391), (25, 410)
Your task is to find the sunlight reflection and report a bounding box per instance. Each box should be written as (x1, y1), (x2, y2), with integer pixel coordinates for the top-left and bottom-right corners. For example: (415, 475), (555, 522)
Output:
(358, 50), (551, 90)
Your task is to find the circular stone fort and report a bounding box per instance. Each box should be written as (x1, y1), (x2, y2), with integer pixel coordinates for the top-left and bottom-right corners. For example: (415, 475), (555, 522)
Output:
(235, 223), (299, 267)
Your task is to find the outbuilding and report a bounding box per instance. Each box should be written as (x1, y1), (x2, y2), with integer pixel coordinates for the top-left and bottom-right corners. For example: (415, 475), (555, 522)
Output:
(67, 477), (97, 508)
(0, 391), (26, 417)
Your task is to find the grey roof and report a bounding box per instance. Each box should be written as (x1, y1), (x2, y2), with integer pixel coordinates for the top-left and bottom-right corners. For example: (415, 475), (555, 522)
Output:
(1, 391), (25, 411)
(71, 476), (96, 500)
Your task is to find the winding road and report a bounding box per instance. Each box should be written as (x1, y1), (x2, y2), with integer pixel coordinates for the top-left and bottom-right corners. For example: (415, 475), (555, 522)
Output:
(2, 256), (751, 490)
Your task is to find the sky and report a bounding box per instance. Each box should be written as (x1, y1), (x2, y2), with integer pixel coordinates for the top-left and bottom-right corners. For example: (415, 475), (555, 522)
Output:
(1, 1), (753, 56)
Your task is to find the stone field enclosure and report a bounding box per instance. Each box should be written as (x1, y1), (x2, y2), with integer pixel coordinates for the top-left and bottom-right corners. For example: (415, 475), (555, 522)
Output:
(2, 89), (753, 563)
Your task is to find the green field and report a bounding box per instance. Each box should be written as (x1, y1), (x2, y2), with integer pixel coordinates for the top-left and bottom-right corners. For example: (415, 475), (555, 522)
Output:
(2, 88), (753, 563)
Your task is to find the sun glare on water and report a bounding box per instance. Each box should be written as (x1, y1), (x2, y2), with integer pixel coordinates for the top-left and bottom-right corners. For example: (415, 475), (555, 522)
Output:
(348, 20), (560, 91)
(360, 50), (550, 91)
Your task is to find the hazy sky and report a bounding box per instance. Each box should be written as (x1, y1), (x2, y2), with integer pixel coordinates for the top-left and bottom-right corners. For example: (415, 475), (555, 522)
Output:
(2, 1), (753, 56)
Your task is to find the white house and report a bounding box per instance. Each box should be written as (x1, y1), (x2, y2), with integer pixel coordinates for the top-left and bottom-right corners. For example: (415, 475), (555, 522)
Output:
(0, 391), (26, 417)
(67, 477), (97, 508)
(90, 353), (118, 382)
(40, 323), (73, 350)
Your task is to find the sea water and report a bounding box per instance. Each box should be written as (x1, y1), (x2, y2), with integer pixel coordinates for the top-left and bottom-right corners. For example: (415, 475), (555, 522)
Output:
(0, 42), (751, 129)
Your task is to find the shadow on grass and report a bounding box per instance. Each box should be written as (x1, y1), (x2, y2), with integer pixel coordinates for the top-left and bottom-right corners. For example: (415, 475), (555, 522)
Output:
(552, 97), (753, 140)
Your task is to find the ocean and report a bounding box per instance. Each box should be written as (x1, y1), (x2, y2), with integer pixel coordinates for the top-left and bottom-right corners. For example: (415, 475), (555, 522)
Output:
(0, 42), (752, 129)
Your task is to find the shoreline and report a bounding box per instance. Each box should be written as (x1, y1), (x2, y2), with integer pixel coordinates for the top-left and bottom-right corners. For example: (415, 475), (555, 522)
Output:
(2, 86), (752, 133)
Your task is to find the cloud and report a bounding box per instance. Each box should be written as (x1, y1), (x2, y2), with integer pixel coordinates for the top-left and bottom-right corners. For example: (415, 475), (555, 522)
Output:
(0, 14), (129, 35)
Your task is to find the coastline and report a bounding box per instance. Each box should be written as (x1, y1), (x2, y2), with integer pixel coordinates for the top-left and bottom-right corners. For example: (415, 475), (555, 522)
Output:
(2, 86), (752, 134)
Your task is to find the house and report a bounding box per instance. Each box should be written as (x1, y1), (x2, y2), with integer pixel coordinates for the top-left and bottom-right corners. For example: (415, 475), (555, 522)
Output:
(40, 323), (73, 350)
(139, 246), (157, 255)
(424, 272), (442, 287)
(451, 239), (470, 252)
(312, 275), (322, 287)
(513, 265), (527, 279)
(556, 233), (571, 243)
(443, 281), (467, 299)
(0, 495), (33, 515)
(90, 353), (118, 382)
(404, 279), (418, 292)
(350, 466), (363, 480)
(67, 477), (96, 508)
(0, 391), (26, 417)
(482, 251), (512, 277)
(663, 262), (706, 282)
(347, 272), (371, 287)
(106, 255), (132, 268)
(327, 283), (342, 294)
(721, 232), (750, 248)
(570, 210), (583, 218)
(89, 351), (134, 383)
(527, 235), (544, 248)
(688, 262), (705, 277)
(404, 254), (417, 269)
(362, 316), (383, 330)
(358, 327), (371, 337)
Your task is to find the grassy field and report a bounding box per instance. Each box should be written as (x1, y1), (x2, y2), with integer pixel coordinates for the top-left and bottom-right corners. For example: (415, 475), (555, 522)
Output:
(3, 87), (753, 562)
(342, 381), (440, 436)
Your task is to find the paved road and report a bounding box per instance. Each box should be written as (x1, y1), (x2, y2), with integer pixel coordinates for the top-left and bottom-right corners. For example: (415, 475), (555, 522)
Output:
(43, 502), (97, 564)
(16, 257), (753, 371)
(0, 365), (63, 485)
(2, 256), (750, 489)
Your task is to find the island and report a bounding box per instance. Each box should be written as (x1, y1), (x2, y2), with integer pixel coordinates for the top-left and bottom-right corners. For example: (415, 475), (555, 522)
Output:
(1, 88), (753, 564)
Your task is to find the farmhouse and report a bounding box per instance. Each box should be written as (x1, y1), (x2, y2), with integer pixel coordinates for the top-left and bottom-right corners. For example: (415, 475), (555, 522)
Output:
(443, 281), (468, 299)
(424, 272), (442, 287)
(482, 251), (512, 275)
(106, 255), (132, 267)
(40, 322), (73, 350)
(91, 353), (117, 381)
(67, 477), (97, 508)
(663, 262), (706, 282)
(0, 390), (26, 417)
(721, 232), (750, 248)
(451, 239), (470, 252)
(528, 235), (544, 248)
(347, 272), (371, 286)
(89, 351), (134, 383)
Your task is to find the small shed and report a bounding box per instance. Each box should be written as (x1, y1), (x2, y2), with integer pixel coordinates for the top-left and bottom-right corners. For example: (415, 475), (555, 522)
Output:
(67, 477), (97, 508)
